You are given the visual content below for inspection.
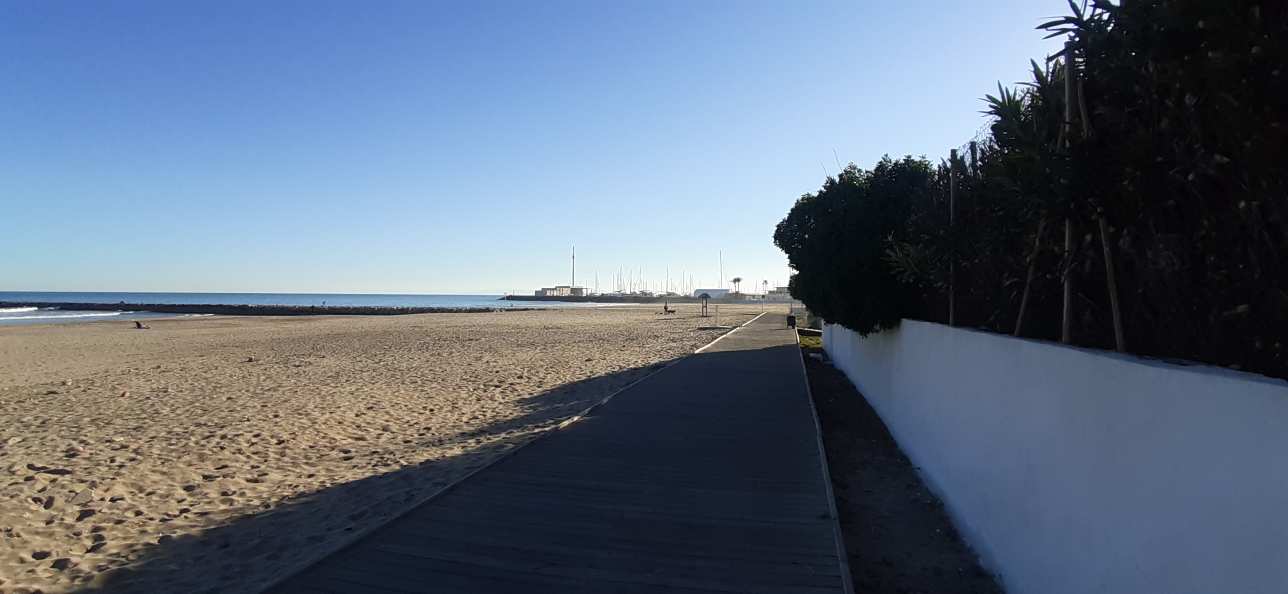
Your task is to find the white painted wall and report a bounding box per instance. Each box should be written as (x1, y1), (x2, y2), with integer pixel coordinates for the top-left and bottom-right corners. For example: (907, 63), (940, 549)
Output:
(824, 320), (1288, 594)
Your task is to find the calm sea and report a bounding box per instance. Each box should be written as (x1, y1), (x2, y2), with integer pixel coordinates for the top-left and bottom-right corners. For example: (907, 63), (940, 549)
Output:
(0, 292), (584, 326)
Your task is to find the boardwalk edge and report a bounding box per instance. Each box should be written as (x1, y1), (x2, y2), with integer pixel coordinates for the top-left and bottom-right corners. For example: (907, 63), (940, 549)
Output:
(796, 327), (858, 594)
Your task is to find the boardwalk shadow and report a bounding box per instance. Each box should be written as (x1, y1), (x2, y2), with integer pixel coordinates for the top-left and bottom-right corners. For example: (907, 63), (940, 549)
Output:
(79, 359), (678, 594)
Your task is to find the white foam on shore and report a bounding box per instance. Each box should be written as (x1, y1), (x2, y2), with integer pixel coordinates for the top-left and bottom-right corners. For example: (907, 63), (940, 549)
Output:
(0, 306), (39, 313)
(0, 311), (130, 321)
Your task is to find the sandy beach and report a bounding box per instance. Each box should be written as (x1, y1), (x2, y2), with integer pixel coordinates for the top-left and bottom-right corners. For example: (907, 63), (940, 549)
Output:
(0, 304), (772, 593)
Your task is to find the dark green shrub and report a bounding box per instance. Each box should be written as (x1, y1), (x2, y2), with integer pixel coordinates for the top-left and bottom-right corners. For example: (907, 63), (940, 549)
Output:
(775, 157), (931, 336)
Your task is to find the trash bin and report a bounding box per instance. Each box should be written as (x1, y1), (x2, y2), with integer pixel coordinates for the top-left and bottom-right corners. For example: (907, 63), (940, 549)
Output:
(786, 315), (797, 329)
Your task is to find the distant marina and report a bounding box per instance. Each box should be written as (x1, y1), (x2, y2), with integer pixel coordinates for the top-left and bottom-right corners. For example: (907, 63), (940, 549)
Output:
(519, 246), (798, 305)
(509, 284), (798, 304)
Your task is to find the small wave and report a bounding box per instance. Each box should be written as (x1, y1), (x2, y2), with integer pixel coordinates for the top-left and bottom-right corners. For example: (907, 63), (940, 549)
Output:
(0, 311), (130, 321)
(0, 306), (39, 314)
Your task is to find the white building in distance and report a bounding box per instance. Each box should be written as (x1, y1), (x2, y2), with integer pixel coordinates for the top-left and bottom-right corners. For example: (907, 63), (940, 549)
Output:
(535, 285), (588, 297)
(764, 286), (795, 302)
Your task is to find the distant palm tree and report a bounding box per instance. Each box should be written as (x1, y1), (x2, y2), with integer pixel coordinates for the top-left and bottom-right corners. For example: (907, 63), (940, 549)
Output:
(731, 277), (742, 293)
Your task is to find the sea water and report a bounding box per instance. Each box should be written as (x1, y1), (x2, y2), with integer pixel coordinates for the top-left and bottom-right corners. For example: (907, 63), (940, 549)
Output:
(0, 292), (589, 326)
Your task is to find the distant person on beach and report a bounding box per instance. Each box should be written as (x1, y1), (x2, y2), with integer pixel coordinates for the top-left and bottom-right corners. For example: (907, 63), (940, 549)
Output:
(134, 321), (150, 329)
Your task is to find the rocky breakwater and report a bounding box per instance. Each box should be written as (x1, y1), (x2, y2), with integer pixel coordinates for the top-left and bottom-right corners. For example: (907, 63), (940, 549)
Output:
(0, 302), (531, 316)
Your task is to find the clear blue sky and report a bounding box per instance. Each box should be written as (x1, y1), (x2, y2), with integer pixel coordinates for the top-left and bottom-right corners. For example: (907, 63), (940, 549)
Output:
(2, 1), (1065, 294)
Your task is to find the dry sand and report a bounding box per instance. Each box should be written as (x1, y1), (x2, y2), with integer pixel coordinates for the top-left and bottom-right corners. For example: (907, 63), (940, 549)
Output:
(0, 304), (773, 593)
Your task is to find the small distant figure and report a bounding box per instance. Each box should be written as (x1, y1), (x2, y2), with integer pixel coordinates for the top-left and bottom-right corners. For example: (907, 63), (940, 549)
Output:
(786, 315), (797, 329)
(662, 301), (676, 315)
(134, 321), (150, 330)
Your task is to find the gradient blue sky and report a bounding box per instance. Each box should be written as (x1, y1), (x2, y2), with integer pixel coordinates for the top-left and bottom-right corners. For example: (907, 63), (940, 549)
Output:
(2, 1), (1065, 294)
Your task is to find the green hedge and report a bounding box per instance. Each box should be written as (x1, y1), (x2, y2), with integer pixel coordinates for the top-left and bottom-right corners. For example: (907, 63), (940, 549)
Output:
(776, 1), (1288, 379)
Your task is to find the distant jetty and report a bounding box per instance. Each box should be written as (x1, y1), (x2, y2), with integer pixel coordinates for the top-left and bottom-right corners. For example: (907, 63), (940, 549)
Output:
(503, 294), (732, 304)
(0, 301), (534, 317)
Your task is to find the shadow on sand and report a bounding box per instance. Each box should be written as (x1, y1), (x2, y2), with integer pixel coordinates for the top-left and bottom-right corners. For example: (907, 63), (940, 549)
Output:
(79, 359), (676, 594)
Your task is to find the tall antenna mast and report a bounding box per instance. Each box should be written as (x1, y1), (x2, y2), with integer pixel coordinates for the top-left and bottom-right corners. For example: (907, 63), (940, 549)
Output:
(571, 244), (575, 288)
(719, 250), (724, 291)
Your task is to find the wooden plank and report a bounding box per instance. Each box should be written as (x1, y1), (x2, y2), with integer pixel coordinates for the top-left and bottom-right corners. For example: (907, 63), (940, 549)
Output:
(388, 504), (840, 546)
(364, 541), (844, 586)
(291, 560), (596, 594)
(335, 546), (843, 594)
(363, 530), (844, 573)
(373, 516), (841, 561)
(422, 487), (827, 518)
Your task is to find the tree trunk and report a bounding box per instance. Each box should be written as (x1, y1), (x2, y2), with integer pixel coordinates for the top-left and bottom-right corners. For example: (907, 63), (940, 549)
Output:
(1098, 215), (1126, 351)
(1061, 219), (1074, 344)
(949, 149), (958, 327)
(1074, 46), (1125, 352)
(1014, 214), (1047, 337)
(1060, 40), (1075, 345)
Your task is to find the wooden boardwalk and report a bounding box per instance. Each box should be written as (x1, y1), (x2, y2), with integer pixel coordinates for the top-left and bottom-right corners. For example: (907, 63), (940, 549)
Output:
(272, 314), (851, 594)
